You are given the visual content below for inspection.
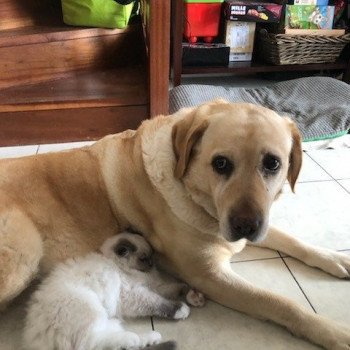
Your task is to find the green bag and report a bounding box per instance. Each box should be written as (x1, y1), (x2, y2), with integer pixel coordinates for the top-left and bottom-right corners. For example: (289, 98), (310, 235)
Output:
(61, 0), (135, 29)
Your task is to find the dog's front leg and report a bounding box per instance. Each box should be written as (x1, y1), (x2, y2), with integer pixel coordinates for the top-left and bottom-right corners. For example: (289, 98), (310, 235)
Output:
(191, 257), (350, 350)
(251, 226), (350, 279)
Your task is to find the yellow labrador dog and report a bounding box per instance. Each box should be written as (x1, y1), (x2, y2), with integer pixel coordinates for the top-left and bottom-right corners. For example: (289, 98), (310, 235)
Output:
(0, 100), (349, 349)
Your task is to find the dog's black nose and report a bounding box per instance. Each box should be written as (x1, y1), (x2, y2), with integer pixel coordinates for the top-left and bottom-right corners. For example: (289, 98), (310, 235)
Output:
(229, 216), (262, 241)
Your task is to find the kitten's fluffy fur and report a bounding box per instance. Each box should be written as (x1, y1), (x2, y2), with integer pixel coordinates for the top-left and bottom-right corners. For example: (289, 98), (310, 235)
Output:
(23, 232), (204, 350)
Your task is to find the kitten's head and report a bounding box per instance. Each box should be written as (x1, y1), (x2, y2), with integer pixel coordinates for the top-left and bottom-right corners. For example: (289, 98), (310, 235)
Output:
(100, 232), (154, 273)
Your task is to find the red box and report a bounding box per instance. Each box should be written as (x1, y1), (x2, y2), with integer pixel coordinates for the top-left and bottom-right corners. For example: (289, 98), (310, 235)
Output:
(183, 3), (222, 43)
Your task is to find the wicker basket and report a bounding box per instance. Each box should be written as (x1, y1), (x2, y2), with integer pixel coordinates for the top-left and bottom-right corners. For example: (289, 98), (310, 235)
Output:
(259, 30), (350, 65)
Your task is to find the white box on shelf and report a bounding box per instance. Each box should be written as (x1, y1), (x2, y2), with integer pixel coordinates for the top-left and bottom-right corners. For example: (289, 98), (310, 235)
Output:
(224, 21), (256, 61)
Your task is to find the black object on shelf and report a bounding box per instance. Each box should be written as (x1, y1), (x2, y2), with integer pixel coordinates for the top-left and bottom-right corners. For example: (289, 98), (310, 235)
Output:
(182, 43), (230, 67)
(114, 0), (134, 4)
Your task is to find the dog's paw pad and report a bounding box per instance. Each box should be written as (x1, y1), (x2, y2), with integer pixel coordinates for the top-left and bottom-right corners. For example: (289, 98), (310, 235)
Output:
(186, 289), (205, 307)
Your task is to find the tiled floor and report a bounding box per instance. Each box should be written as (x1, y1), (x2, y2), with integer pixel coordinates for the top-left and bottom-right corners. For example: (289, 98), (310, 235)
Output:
(0, 142), (349, 350)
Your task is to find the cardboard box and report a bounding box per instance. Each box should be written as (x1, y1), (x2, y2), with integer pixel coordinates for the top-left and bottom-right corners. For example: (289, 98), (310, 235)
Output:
(285, 5), (335, 29)
(294, 0), (329, 5)
(224, 0), (283, 23)
(224, 21), (256, 61)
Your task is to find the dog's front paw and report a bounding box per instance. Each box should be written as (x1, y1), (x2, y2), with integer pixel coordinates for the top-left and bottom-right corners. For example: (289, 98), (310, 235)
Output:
(173, 302), (190, 320)
(186, 289), (205, 307)
(330, 329), (350, 350)
(309, 249), (350, 279)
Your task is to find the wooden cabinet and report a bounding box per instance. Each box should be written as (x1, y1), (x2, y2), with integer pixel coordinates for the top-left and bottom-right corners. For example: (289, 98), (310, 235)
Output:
(171, 0), (350, 86)
(0, 0), (170, 146)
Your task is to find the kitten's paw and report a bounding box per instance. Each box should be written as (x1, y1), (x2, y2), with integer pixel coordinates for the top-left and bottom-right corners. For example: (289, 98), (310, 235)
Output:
(173, 302), (190, 320)
(114, 331), (140, 349)
(186, 289), (205, 307)
(139, 331), (162, 347)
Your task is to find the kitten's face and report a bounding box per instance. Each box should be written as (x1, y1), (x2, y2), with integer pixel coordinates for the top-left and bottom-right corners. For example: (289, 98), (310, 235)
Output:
(100, 232), (154, 273)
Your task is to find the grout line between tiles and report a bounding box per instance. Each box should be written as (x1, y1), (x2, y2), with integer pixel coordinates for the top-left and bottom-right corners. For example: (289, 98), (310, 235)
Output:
(297, 179), (334, 184)
(337, 248), (350, 253)
(336, 181), (350, 194)
(277, 252), (317, 314)
(231, 256), (281, 264)
(305, 152), (350, 193)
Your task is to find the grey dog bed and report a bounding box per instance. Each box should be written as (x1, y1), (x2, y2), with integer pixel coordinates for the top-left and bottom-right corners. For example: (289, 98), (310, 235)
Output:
(169, 77), (350, 141)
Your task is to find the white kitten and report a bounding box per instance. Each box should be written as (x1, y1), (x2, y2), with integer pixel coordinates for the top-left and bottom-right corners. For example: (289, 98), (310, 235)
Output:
(23, 232), (204, 350)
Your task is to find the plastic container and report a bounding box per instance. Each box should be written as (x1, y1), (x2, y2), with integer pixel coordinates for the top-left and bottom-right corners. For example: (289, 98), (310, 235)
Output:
(61, 0), (134, 29)
(183, 3), (222, 43)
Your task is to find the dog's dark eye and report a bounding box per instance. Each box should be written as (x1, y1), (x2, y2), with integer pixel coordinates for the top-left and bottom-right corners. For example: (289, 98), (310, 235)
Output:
(212, 156), (233, 176)
(116, 246), (129, 257)
(263, 154), (280, 173)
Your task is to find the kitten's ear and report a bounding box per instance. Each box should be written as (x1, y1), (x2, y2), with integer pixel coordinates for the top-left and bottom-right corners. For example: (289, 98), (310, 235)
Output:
(99, 236), (118, 258)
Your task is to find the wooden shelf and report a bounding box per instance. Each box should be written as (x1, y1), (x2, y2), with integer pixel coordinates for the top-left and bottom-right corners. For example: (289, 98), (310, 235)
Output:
(182, 60), (349, 75)
(0, 0), (171, 146)
(0, 66), (149, 146)
(171, 0), (350, 85)
(0, 24), (139, 48)
(0, 66), (148, 112)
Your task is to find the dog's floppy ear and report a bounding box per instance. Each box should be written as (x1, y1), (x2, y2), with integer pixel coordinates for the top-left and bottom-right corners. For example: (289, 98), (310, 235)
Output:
(286, 118), (302, 192)
(172, 112), (209, 178)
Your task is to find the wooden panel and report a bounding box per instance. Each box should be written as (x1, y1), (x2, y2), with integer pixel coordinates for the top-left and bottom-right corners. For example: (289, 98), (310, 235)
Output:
(0, 26), (143, 89)
(171, 0), (183, 87)
(0, 25), (137, 48)
(141, 0), (171, 117)
(0, 105), (148, 146)
(0, 0), (62, 30)
(0, 66), (148, 112)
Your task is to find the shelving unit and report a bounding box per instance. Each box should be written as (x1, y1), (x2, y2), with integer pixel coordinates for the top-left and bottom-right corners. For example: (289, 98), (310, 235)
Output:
(0, 0), (171, 146)
(171, 0), (350, 86)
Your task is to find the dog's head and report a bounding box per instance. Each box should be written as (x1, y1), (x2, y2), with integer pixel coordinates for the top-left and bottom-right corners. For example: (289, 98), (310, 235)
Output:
(172, 100), (302, 243)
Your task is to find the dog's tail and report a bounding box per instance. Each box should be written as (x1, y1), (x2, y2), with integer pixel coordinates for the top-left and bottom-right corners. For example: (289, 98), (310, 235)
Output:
(146, 341), (177, 350)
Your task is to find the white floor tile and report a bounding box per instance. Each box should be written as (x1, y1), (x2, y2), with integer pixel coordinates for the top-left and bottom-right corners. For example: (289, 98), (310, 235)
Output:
(284, 252), (350, 325)
(307, 149), (350, 180)
(38, 141), (95, 154)
(231, 245), (279, 262)
(297, 153), (332, 183)
(270, 181), (350, 250)
(153, 259), (317, 350)
(0, 145), (38, 159)
(123, 318), (154, 336)
(338, 179), (350, 193)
